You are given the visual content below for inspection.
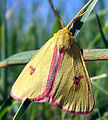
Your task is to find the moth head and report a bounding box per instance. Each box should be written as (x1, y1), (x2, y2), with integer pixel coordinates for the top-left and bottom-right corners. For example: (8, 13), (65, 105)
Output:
(54, 27), (74, 51)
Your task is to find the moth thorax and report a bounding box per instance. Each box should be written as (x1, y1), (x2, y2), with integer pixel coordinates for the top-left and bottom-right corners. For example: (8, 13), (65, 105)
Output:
(54, 27), (74, 50)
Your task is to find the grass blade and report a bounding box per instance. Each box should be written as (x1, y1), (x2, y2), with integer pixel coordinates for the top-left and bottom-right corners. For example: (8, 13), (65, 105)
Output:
(13, 99), (31, 120)
(0, 96), (15, 119)
(95, 11), (108, 48)
(0, 50), (38, 67)
(1, 0), (8, 107)
(67, 0), (98, 37)
(0, 49), (108, 68)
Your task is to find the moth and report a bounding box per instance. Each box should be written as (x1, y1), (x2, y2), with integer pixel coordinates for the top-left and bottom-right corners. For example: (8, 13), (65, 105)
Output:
(11, 0), (95, 114)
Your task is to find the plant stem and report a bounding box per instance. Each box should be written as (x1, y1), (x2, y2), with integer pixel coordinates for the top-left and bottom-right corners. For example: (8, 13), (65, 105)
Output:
(0, 49), (108, 68)
(1, 0), (8, 101)
(95, 11), (108, 48)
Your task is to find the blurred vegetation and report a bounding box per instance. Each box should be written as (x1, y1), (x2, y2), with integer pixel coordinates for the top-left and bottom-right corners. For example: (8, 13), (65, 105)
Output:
(0, 0), (108, 120)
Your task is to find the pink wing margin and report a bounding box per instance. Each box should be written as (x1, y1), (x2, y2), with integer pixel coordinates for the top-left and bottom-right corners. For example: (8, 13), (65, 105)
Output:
(31, 47), (65, 102)
(10, 47), (65, 102)
(47, 49), (95, 114)
(32, 47), (65, 102)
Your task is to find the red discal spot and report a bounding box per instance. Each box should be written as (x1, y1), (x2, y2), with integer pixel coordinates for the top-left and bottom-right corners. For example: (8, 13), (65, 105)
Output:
(73, 76), (84, 85)
(29, 66), (35, 75)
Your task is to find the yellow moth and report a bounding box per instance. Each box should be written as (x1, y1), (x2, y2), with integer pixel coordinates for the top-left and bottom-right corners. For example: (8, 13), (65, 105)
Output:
(11, 0), (95, 114)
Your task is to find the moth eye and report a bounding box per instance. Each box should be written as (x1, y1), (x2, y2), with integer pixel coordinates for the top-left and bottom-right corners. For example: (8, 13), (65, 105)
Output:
(73, 76), (84, 85)
(29, 66), (35, 75)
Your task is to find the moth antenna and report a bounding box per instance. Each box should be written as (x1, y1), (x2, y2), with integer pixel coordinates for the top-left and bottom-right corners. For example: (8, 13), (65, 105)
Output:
(54, 7), (65, 28)
(48, 0), (65, 28)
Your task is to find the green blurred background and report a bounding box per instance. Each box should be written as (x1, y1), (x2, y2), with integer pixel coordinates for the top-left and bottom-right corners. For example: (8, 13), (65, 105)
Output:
(0, 0), (108, 120)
